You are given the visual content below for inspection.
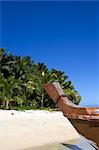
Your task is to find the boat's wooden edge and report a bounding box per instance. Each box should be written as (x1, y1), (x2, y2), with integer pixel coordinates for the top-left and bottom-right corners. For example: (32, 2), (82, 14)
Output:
(44, 82), (99, 148)
(43, 82), (99, 119)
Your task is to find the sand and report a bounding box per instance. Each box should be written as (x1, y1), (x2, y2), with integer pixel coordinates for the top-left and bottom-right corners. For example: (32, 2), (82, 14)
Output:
(0, 110), (80, 150)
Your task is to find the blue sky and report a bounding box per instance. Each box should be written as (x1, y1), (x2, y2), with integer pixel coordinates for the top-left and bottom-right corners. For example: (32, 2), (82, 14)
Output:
(1, 1), (99, 106)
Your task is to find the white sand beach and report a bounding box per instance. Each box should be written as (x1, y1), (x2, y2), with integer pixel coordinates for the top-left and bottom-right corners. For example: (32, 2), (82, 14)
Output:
(0, 110), (80, 150)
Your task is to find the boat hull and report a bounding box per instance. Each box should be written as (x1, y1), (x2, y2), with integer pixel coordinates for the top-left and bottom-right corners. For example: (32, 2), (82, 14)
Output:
(68, 118), (99, 147)
(44, 83), (99, 147)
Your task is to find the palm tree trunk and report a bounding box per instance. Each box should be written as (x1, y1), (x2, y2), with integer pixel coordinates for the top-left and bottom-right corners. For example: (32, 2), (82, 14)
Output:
(2, 100), (5, 108)
(5, 101), (9, 109)
(41, 93), (44, 108)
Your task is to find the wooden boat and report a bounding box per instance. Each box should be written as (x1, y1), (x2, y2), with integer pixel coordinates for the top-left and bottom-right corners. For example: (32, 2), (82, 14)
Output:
(44, 82), (99, 147)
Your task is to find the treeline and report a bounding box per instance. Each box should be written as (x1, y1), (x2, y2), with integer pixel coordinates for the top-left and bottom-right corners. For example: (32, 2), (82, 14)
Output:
(0, 48), (81, 110)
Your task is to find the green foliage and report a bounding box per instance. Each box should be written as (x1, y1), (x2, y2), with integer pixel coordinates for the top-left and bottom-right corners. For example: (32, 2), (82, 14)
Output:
(0, 48), (82, 109)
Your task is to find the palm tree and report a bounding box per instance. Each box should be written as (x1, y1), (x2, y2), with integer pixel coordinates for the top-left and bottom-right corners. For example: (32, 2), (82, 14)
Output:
(0, 75), (22, 109)
(0, 49), (82, 108)
(32, 63), (49, 108)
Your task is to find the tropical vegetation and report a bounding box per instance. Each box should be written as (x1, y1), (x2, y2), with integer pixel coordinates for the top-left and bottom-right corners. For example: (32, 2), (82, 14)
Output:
(0, 48), (81, 110)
